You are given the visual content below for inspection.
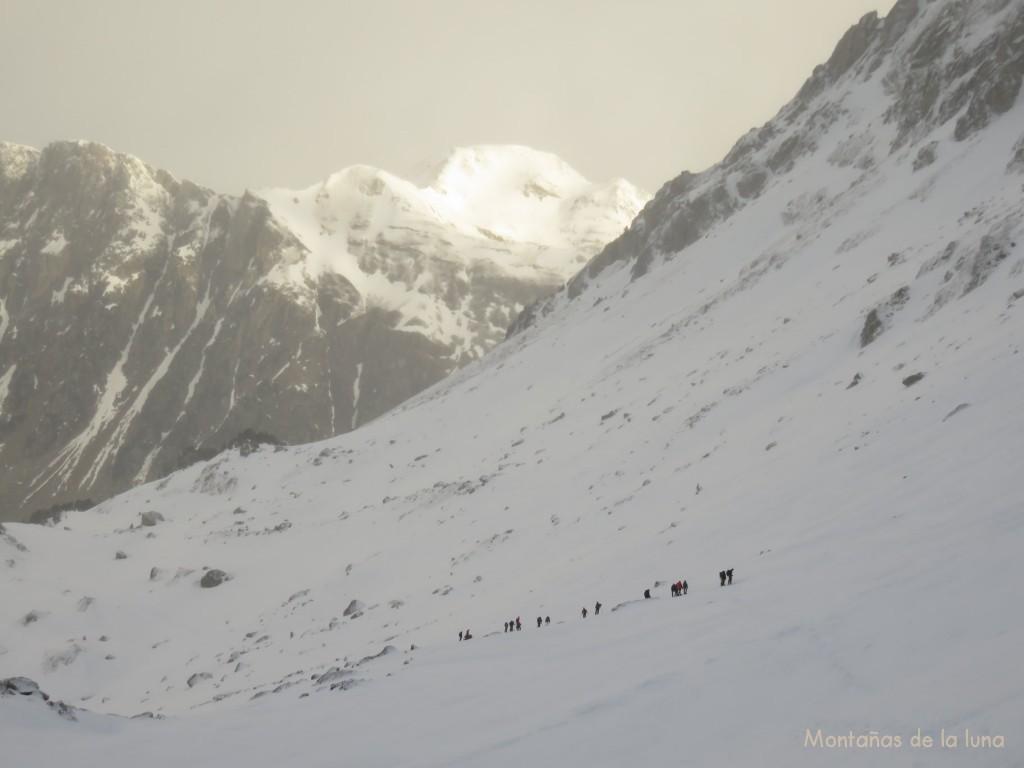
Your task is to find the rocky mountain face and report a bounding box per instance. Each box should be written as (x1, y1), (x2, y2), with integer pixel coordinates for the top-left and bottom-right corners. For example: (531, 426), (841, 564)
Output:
(0, 143), (647, 521)
(511, 0), (1024, 332)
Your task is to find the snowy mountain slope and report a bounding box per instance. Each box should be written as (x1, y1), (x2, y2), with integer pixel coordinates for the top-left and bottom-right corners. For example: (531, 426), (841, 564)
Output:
(512, 0), (1024, 331)
(0, 143), (645, 521)
(2, 0), (1024, 765)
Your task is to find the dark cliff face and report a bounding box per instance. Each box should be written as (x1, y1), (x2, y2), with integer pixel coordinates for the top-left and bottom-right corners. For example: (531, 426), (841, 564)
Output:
(509, 0), (1024, 337)
(0, 142), (578, 521)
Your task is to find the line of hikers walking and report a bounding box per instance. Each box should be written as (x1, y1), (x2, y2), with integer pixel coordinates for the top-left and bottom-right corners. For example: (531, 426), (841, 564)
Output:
(459, 569), (736, 641)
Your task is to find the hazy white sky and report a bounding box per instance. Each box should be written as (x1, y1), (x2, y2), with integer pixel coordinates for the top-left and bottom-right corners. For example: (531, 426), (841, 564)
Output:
(2, 0), (893, 195)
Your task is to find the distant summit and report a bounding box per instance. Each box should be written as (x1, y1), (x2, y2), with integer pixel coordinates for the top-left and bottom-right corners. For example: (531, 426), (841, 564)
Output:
(417, 145), (648, 257)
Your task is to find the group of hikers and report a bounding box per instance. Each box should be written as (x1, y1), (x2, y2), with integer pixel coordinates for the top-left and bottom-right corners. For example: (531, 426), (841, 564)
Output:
(458, 568), (736, 641)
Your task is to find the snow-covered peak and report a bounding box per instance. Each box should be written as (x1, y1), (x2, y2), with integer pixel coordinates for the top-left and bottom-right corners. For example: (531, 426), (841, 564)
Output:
(416, 144), (648, 247)
(0, 143), (41, 185)
(422, 144), (586, 198)
(255, 147), (649, 354)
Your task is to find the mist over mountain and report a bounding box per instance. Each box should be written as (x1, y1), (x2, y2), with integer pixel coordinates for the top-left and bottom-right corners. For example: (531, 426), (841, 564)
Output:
(2, 0), (1023, 765)
(0, 143), (646, 522)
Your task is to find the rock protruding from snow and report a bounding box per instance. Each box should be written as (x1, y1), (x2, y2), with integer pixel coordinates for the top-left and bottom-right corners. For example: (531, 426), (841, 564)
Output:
(42, 644), (82, 672)
(1, 676), (44, 697)
(186, 672), (212, 688)
(860, 286), (910, 347)
(343, 599), (365, 619)
(200, 569), (230, 588)
(0, 523), (28, 552)
(76, 597), (95, 612)
(1, 677), (77, 720)
(140, 511), (165, 527)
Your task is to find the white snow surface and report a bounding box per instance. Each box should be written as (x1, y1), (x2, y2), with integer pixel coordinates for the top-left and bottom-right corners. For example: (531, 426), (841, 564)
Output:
(255, 145), (648, 351)
(4, 16), (1024, 768)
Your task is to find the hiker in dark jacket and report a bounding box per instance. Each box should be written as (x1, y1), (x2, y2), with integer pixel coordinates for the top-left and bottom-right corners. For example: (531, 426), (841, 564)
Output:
(644, 588), (651, 599)
(545, 616), (550, 625)
(459, 630), (464, 641)
(537, 616), (542, 628)
(682, 580), (688, 595)
(594, 602), (602, 615)
(582, 606), (588, 618)
(727, 568), (734, 585)
(719, 570), (726, 586)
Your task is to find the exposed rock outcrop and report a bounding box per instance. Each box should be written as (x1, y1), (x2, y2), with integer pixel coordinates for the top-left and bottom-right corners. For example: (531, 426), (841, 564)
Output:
(200, 569), (230, 588)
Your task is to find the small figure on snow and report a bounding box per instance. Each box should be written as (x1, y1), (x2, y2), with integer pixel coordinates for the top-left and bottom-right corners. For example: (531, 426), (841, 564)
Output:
(515, 617), (521, 631)
(727, 568), (734, 585)
(504, 622), (509, 633)
(464, 629), (473, 640)
(719, 570), (726, 586)
(582, 607), (588, 618)
(682, 580), (688, 595)
(545, 616), (550, 625)
(644, 588), (651, 599)
(537, 616), (542, 628)
(459, 630), (464, 641)
(594, 602), (602, 615)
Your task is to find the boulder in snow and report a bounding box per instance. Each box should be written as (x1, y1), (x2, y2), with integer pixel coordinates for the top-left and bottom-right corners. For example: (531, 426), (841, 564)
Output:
(186, 672), (212, 688)
(343, 599), (366, 618)
(200, 569), (230, 588)
(1, 677), (77, 720)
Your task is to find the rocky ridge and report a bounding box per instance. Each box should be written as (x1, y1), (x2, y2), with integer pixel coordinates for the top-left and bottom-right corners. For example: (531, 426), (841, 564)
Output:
(511, 0), (1024, 333)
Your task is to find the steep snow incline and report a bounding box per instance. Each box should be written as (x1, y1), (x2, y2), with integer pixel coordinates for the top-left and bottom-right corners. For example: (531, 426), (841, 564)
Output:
(3, 57), (1023, 720)
(512, 0), (1024, 325)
